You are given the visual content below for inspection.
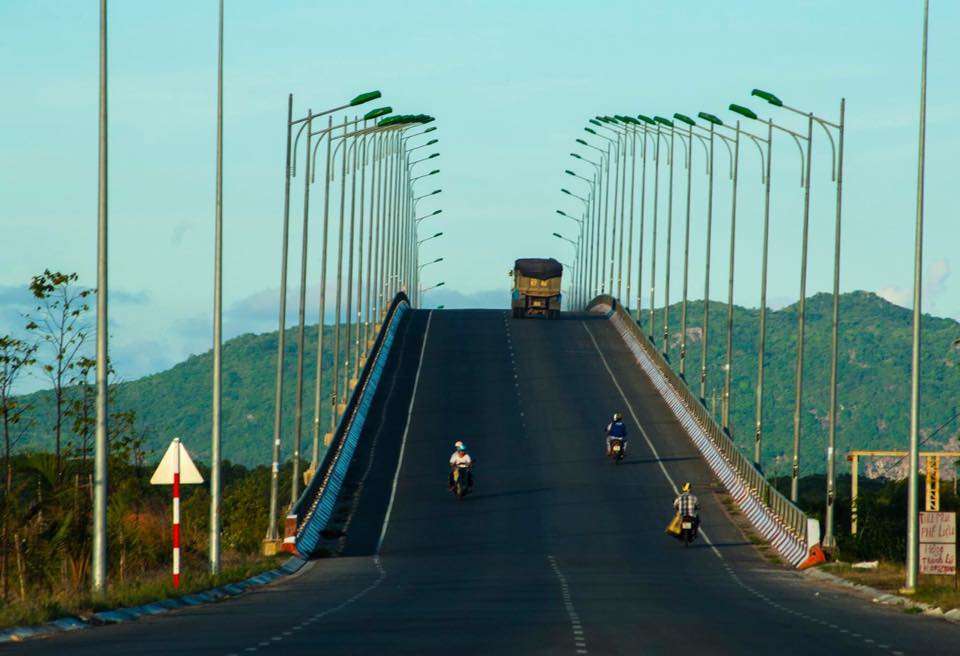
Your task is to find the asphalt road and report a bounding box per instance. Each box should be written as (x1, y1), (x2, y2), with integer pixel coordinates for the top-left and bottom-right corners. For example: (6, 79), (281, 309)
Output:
(11, 309), (960, 655)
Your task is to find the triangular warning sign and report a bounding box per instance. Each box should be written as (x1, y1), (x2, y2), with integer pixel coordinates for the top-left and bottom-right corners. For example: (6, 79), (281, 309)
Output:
(150, 438), (204, 485)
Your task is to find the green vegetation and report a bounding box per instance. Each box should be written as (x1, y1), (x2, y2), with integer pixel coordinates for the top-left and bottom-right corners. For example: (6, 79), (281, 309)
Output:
(642, 291), (960, 477)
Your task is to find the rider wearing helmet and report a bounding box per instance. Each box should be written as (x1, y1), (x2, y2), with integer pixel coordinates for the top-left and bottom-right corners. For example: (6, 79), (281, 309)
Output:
(605, 412), (627, 456)
(448, 441), (474, 491)
(673, 482), (700, 536)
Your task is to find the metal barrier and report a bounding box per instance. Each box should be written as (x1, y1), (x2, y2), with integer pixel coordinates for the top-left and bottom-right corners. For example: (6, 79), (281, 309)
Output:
(287, 292), (410, 557)
(587, 295), (809, 560)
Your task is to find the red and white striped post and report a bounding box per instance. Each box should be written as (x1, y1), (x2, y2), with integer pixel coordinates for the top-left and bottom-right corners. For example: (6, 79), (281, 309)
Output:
(172, 437), (181, 589)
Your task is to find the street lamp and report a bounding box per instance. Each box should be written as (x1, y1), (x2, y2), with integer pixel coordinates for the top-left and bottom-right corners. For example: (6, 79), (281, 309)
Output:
(416, 209), (443, 224)
(419, 257), (443, 271)
(414, 189), (442, 204)
(418, 231), (443, 247)
(751, 86), (846, 544)
(421, 281), (445, 294)
(553, 231), (577, 248)
(411, 169), (440, 183)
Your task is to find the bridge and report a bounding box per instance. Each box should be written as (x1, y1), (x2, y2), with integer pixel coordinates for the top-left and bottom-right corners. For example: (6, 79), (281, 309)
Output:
(16, 299), (960, 654)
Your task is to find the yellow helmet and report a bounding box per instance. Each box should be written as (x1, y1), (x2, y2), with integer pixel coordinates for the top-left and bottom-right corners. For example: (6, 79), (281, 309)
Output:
(682, 482), (691, 493)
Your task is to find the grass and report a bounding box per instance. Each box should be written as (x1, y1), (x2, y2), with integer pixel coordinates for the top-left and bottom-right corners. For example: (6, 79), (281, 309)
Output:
(822, 561), (960, 611)
(0, 553), (285, 631)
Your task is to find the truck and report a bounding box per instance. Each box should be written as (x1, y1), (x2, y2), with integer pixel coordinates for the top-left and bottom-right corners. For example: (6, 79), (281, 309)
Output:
(511, 258), (563, 319)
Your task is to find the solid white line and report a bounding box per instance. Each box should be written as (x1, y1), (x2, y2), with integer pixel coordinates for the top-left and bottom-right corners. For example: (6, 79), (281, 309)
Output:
(376, 311), (434, 553)
(581, 321), (723, 560)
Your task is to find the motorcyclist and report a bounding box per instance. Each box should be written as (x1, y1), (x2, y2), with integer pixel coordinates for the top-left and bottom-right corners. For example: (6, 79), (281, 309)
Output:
(448, 441), (474, 491)
(605, 412), (628, 456)
(673, 482), (700, 536)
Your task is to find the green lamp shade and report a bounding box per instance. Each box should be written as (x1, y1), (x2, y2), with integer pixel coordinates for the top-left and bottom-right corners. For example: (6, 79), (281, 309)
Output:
(364, 106), (392, 120)
(697, 112), (723, 126)
(350, 90), (382, 106)
(729, 104), (758, 120)
(575, 138), (589, 145)
(429, 169), (440, 175)
(589, 119), (603, 126)
(751, 89), (783, 107)
(584, 127), (597, 135)
(552, 232), (563, 238)
(565, 170), (576, 176)
(636, 114), (655, 125)
(673, 113), (695, 126)
(654, 116), (673, 127)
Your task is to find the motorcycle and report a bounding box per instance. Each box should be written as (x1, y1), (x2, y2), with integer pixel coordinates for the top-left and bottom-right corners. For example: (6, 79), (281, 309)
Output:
(452, 463), (472, 499)
(680, 515), (698, 546)
(608, 438), (625, 464)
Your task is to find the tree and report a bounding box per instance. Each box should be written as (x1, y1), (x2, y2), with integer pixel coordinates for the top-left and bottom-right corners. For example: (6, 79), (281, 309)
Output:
(24, 270), (92, 482)
(0, 335), (36, 601)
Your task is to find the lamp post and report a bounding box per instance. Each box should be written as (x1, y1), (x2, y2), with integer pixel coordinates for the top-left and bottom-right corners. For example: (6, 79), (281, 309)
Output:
(92, 0), (109, 593)
(585, 125), (617, 294)
(635, 115), (656, 325)
(751, 87), (846, 538)
(905, 0), (929, 591)
(571, 149), (602, 298)
(729, 104), (774, 470)
(654, 117), (678, 358)
(418, 231), (443, 248)
(421, 281), (445, 295)
(210, 0), (224, 574)
(556, 209), (584, 307)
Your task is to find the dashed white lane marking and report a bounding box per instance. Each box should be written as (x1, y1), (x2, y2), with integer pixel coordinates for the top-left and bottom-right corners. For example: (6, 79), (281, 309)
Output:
(582, 320), (905, 654)
(548, 555), (588, 655)
(231, 557), (387, 654)
(377, 311), (434, 552)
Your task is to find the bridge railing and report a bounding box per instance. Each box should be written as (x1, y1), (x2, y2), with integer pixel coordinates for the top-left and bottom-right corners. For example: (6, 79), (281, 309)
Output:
(588, 295), (808, 546)
(286, 292), (410, 556)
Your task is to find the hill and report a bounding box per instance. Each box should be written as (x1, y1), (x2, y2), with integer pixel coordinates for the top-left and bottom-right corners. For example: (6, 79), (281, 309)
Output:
(12, 291), (960, 472)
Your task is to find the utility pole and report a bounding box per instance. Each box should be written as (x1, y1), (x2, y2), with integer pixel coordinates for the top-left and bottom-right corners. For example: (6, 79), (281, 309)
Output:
(92, 0), (109, 595)
(905, 0), (930, 594)
(209, 0), (224, 575)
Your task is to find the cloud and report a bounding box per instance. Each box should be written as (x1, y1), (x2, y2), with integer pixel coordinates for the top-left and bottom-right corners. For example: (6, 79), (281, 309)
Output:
(877, 286), (911, 308)
(926, 259), (951, 298)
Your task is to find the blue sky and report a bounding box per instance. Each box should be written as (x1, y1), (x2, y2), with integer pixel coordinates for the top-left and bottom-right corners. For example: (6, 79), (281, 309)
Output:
(1, 0), (958, 389)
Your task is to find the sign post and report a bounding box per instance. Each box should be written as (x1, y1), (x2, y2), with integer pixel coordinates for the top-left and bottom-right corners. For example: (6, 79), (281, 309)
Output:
(919, 511), (956, 578)
(151, 438), (204, 588)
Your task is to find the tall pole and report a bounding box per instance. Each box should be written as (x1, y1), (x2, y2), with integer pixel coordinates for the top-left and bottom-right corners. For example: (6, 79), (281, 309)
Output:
(266, 94), (293, 544)
(754, 120), (774, 469)
(790, 112), (814, 503)
(291, 110), (312, 502)
(311, 117), (333, 471)
(679, 123), (693, 377)
(699, 124), (715, 402)
(92, 0), (109, 594)
(601, 142), (612, 294)
(209, 0), (224, 575)
(636, 124), (650, 320)
(824, 98), (845, 548)
(663, 125), (675, 357)
(906, 0), (929, 593)
(344, 128), (361, 395)
(649, 125), (660, 340)
(721, 124), (740, 434)
(625, 125), (637, 311)
(331, 116), (349, 433)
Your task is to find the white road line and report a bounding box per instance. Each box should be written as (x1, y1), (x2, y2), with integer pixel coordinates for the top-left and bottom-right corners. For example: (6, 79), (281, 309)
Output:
(581, 321), (722, 559)
(377, 310), (434, 553)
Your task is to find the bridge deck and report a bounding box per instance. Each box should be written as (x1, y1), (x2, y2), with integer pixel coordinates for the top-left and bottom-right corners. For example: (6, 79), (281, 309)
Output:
(17, 310), (959, 655)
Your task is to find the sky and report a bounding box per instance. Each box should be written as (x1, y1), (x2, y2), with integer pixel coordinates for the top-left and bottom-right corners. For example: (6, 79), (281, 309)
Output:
(1, 0), (958, 391)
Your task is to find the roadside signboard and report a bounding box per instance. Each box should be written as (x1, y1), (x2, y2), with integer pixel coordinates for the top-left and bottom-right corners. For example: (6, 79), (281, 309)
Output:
(151, 438), (204, 588)
(919, 512), (956, 576)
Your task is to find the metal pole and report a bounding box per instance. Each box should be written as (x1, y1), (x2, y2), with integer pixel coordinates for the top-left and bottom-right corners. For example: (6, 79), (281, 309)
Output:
(311, 117), (333, 470)
(699, 124), (715, 402)
(601, 143), (612, 294)
(721, 124), (740, 434)
(824, 98), (845, 548)
(344, 127), (361, 397)
(625, 125), (638, 311)
(331, 117), (349, 432)
(355, 133), (369, 376)
(209, 0), (224, 575)
(790, 112), (814, 503)
(636, 126), (649, 320)
(92, 0), (109, 594)
(266, 94), (293, 544)
(616, 129), (629, 300)
(663, 126), (675, 356)
(906, 0), (929, 592)
(679, 124), (693, 378)
(755, 120), (773, 469)
(291, 110), (312, 501)
(649, 125), (660, 340)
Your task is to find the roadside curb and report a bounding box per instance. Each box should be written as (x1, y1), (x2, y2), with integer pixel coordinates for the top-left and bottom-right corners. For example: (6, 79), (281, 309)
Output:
(803, 566), (960, 625)
(0, 556), (307, 643)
